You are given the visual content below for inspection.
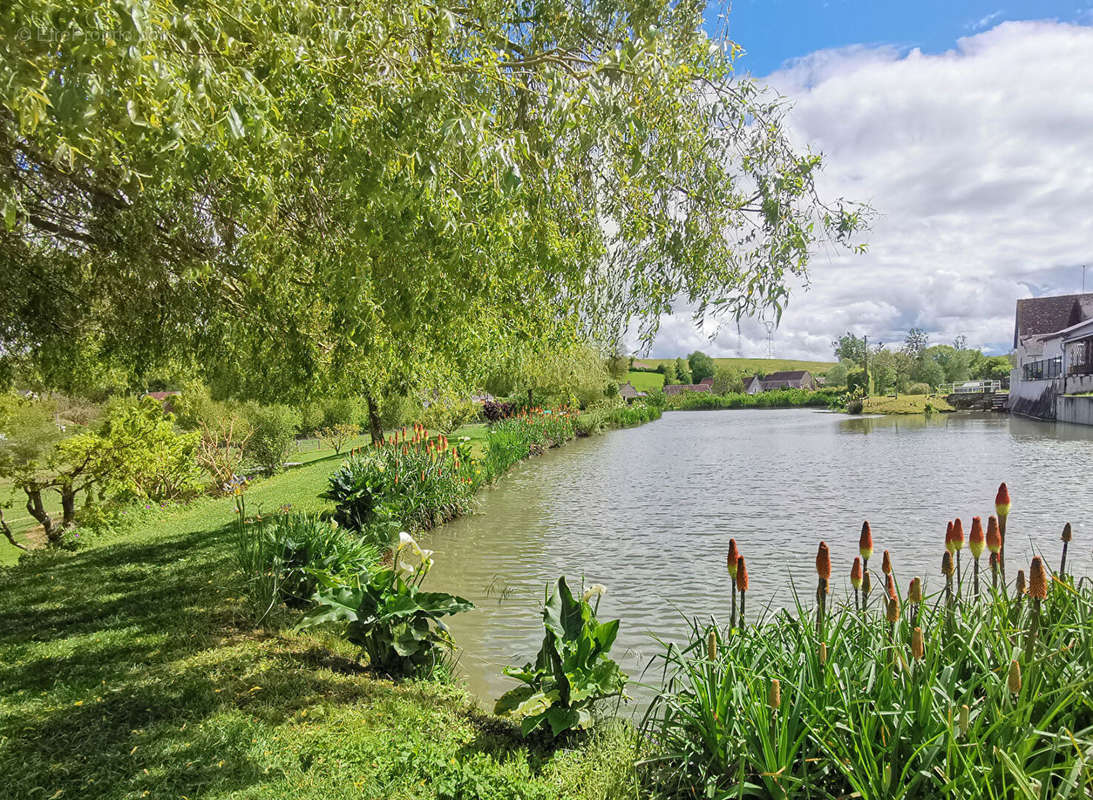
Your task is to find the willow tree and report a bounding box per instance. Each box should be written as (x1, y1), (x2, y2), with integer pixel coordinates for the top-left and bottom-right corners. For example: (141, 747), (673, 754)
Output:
(1, 0), (866, 435)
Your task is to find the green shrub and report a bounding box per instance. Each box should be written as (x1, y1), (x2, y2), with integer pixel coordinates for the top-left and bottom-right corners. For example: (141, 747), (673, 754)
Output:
(243, 403), (301, 474)
(496, 577), (628, 738)
(483, 410), (577, 481)
(245, 511), (382, 607)
(323, 429), (475, 536)
(296, 532), (473, 677)
(907, 382), (931, 395)
(99, 397), (204, 501)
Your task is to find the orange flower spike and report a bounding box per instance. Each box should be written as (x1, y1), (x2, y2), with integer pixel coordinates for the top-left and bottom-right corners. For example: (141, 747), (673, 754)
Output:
(908, 577), (923, 604)
(727, 539), (740, 579)
(952, 518), (965, 551)
(986, 516), (1001, 553)
(969, 517), (985, 559)
(885, 572), (897, 601)
(886, 595), (900, 623)
(737, 557), (749, 592)
(942, 551), (954, 576)
(945, 520), (955, 553)
(1029, 557), (1047, 600)
(816, 542), (832, 581)
(882, 550), (893, 575)
(850, 557), (863, 589)
(995, 483), (1011, 519)
(1016, 569), (1027, 596)
(859, 521), (873, 561)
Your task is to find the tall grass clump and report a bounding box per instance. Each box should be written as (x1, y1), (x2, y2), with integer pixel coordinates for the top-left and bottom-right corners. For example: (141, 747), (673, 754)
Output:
(482, 408), (578, 480)
(641, 489), (1093, 800)
(664, 388), (841, 411)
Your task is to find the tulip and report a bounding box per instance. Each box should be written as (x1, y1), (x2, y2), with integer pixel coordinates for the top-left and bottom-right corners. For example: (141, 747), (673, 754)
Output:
(969, 516), (985, 596)
(1060, 522), (1073, 576)
(727, 539), (740, 628)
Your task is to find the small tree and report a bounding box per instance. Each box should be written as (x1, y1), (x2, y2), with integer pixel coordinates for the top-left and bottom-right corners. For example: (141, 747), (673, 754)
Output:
(657, 361), (678, 384)
(675, 357), (692, 385)
(244, 403), (302, 474)
(688, 351), (715, 383)
(711, 366), (744, 394)
(320, 422), (360, 455)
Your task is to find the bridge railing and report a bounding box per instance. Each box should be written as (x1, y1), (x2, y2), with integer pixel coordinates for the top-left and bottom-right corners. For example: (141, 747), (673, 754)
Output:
(939, 380), (1003, 395)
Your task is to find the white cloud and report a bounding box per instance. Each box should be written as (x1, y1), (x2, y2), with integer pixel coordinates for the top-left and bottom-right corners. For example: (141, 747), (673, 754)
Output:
(645, 20), (1093, 360)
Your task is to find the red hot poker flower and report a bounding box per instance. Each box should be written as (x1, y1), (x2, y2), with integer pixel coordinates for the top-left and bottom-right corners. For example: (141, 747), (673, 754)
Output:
(727, 539), (740, 579)
(1029, 557), (1047, 599)
(969, 517), (985, 559)
(885, 572), (897, 601)
(951, 519), (965, 550)
(850, 557), (863, 589)
(816, 542), (832, 581)
(986, 516), (1002, 553)
(942, 551), (954, 576)
(945, 520), (955, 553)
(859, 522), (874, 561)
(995, 483), (1011, 518)
(737, 557), (749, 592)
(882, 550), (893, 575)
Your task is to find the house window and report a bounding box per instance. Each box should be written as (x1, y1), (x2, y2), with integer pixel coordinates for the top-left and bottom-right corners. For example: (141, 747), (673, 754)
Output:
(1068, 339), (1093, 375)
(1022, 356), (1062, 381)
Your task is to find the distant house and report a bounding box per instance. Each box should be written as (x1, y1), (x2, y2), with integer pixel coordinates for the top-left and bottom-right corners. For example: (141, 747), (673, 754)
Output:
(1011, 292), (1093, 422)
(758, 370), (815, 392)
(663, 383), (712, 396)
(618, 382), (647, 403)
(698, 377), (714, 386)
(741, 375), (762, 394)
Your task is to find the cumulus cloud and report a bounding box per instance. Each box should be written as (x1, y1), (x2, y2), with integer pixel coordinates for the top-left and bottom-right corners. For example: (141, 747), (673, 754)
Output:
(644, 20), (1093, 360)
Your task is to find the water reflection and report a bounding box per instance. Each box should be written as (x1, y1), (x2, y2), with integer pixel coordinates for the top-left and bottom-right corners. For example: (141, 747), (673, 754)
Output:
(422, 409), (1093, 712)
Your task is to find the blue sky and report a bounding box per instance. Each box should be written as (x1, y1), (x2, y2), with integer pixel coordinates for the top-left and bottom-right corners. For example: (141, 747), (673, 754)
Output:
(712, 1), (1092, 76)
(643, 5), (1093, 360)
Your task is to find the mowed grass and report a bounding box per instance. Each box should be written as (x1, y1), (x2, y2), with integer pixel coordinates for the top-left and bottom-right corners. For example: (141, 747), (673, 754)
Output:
(634, 357), (835, 375)
(0, 444), (638, 800)
(0, 433), (376, 557)
(863, 393), (955, 414)
(624, 371), (665, 392)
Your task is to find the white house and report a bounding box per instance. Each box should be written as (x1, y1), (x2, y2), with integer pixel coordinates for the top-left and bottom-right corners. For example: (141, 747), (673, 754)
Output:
(1010, 292), (1093, 423)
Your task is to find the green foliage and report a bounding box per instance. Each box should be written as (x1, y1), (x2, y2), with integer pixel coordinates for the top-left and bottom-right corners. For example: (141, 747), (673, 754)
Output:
(907, 382), (931, 396)
(483, 410), (578, 481)
(674, 358), (692, 385)
(323, 432), (475, 538)
(710, 365), (744, 395)
(97, 397), (203, 501)
(233, 512), (378, 614)
(641, 575), (1093, 800)
(657, 361), (678, 384)
(496, 578), (627, 738)
(296, 534), (473, 677)
(665, 388), (841, 410)
(687, 352), (715, 383)
(243, 403), (301, 474)
(625, 370), (665, 392)
(419, 391), (478, 434)
(2, 0), (867, 406)
(832, 332), (868, 366)
(824, 362), (849, 387)
(846, 368), (868, 394)
(318, 422), (359, 455)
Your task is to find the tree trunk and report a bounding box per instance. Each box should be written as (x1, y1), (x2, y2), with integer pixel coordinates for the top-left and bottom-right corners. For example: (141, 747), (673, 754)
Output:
(365, 393), (385, 445)
(0, 510), (28, 551)
(60, 484), (78, 528)
(24, 487), (62, 546)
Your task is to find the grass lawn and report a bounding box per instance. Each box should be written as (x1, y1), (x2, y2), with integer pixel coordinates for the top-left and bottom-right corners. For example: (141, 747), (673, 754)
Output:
(624, 371), (664, 392)
(634, 357), (836, 375)
(0, 439), (637, 799)
(862, 393), (955, 414)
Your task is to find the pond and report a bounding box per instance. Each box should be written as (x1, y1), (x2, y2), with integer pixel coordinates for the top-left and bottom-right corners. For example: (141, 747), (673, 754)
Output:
(421, 409), (1093, 710)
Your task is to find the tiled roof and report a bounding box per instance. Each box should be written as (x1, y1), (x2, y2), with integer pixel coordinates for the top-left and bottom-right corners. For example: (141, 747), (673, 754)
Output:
(663, 383), (712, 395)
(618, 382), (642, 399)
(1014, 293), (1093, 348)
(145, 391), (181, 400)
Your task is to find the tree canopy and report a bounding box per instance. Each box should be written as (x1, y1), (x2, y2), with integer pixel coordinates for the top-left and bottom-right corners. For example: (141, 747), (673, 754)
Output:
(2, 0), (866, 403)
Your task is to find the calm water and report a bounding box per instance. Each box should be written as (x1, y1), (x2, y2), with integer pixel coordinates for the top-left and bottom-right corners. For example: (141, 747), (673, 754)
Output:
(421, 410), (1093, 708)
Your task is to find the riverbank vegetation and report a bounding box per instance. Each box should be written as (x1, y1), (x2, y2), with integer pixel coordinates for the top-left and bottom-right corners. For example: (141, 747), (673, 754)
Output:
(663, 388), (842, 411)
(861, 393), (955, 414)
(641, 492), (1092, 799)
